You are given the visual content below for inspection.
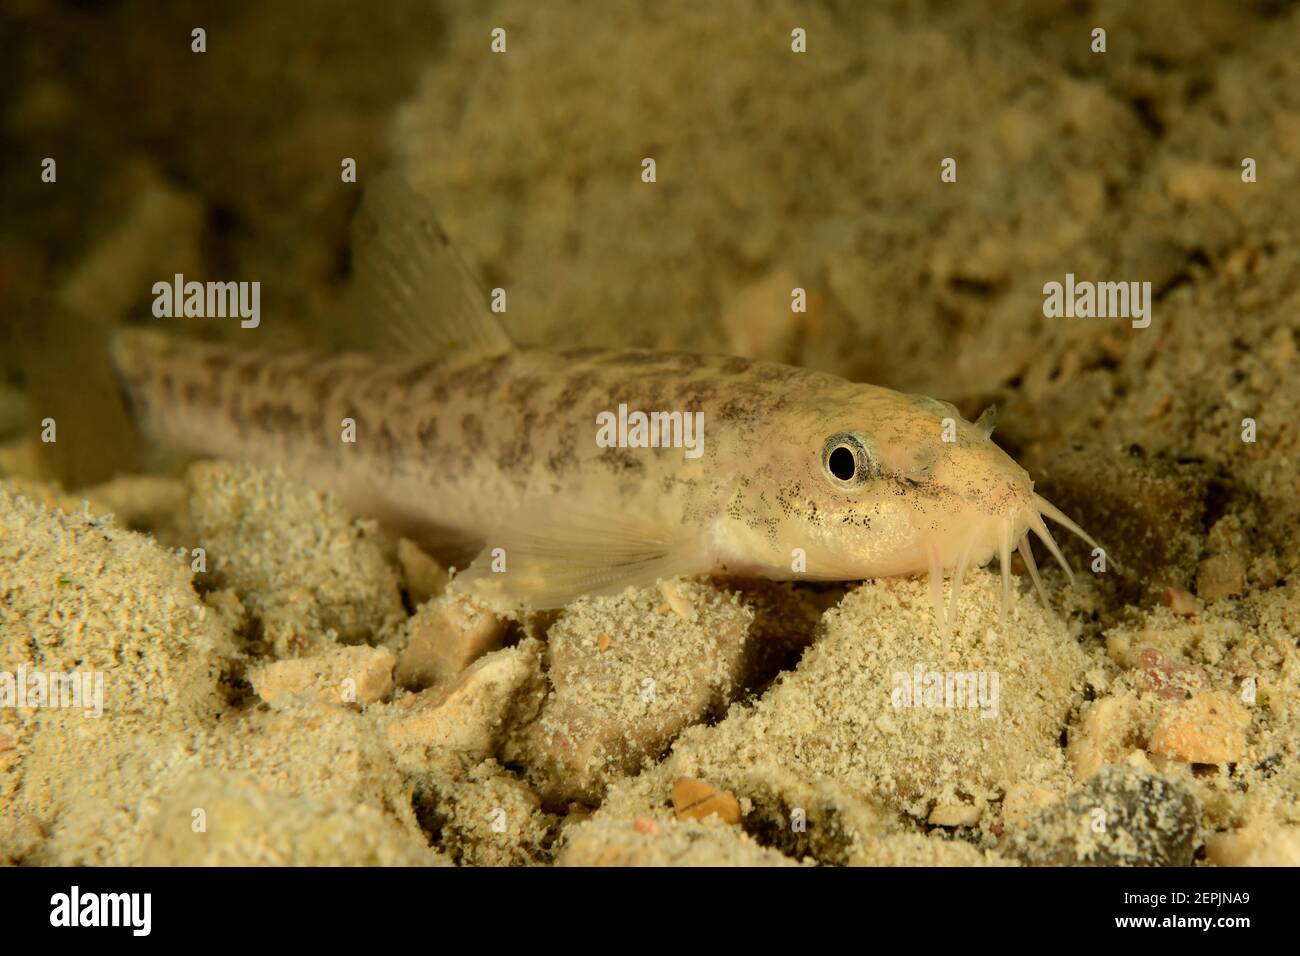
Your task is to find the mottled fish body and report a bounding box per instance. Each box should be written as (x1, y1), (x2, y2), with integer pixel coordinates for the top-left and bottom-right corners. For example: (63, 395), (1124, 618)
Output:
(112, 175), (1102, 624)
(111, 333), (849, 558)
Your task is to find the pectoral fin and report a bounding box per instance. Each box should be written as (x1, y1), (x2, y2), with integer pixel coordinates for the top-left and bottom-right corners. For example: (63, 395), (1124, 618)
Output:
(451, 496), (711, 612)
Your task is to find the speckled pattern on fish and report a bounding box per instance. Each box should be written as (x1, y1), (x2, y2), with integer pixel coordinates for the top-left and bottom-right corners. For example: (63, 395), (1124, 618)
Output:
(111, 175), (1102, 621)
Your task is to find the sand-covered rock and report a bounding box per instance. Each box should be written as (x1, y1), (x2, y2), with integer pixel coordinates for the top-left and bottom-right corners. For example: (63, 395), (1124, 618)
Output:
(12, 723), (198, 865)
(81, 474), (187, 541)
(396, 538), (449, 608)
(509, 580), (757, 802)
(142, 771), (447, 866)
(1148, 691), (1250, 765)
(396, 591), (507, 689)
(383, 639), (546, 773)
(411, 760), (556, 866)
(1068, 696), (1152, 780)
(1204, 821), (1300, 867)
(0, 482), (236, 727)
(586, 573), (1089, 864)
(1009, 765), (1200, 867)
(13, 697), (428, 866)
(249, 644), (396, 708)
(185, 461), (404, 656)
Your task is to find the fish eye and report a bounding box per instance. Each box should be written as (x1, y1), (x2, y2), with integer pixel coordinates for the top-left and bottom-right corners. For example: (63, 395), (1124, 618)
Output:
(821, 432), (875, 487)
(828, 446), (856, 481)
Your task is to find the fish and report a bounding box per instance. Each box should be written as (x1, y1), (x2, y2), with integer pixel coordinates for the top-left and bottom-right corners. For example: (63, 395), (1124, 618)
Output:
(110, 174), (1105, 630)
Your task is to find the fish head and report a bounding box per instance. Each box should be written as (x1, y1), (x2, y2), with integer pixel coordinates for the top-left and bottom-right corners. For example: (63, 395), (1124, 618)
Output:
(768, 388), (1037, 578)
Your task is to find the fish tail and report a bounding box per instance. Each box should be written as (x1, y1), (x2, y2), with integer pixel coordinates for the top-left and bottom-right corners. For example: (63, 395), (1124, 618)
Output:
(110, 329), (361, 465)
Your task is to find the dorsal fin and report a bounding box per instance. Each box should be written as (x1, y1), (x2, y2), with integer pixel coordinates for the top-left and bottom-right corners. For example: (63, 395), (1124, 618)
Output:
(347, 173), (513, 363)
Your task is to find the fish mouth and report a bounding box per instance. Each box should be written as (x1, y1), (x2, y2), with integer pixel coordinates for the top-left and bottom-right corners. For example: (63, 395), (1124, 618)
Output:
(926, 492), (1109, 639)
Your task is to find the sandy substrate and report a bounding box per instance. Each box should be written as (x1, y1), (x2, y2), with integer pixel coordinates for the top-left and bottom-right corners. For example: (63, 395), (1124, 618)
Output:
(1, 0), (1298, 865)
(1, 460), (1295, 866)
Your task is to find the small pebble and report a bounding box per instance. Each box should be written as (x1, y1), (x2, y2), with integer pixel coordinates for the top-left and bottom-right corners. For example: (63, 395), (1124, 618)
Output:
(1148, 691), (1250, 765)
(1196, 554), (1246, 601)
(1159, 587), (1200, 617)
(672, 776), (742, 825)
